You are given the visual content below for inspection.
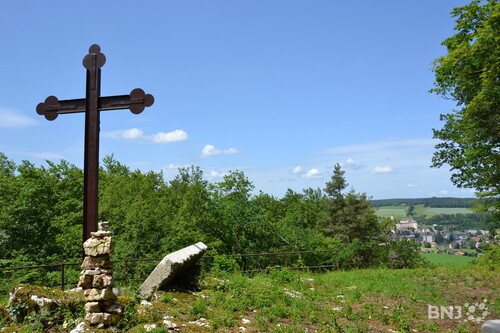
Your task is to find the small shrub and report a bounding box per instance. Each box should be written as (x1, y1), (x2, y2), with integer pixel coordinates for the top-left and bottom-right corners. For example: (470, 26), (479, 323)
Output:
(268, 267), (295, 284)
(211, 255), (239, 273)
(190, 298), (208, 318)
(115, 297), (140, 330)
(160, 293), (174, 304)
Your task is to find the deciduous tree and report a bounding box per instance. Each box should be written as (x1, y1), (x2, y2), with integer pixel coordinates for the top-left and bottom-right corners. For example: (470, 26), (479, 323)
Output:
(430, 0), (499, 224)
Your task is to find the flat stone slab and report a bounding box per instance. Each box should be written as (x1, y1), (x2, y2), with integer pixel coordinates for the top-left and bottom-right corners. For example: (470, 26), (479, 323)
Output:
(482, 320), (500, 333)
(138, 242), (207, 300)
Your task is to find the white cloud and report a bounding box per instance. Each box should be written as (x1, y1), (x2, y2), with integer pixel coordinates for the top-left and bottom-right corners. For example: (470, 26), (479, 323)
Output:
(104, 128), (188, 144)
(202, 144), (241, 157)
(438, 190), (449, 195)
(292, 166), (302, 174)
(405, 183), (418, 188)
(165, 163), (181, 170)
(120, 128), (143, 140)
(0, 108), (37, 128)
(207, 170), (226, 179)
(302, 168), (322, 179)
(371, 166), (394, 174)
(151, 130), (188, 143)
(340, 158), (363, 170)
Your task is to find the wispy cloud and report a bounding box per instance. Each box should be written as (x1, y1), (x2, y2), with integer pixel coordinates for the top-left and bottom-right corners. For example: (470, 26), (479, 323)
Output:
(339, 158), (363, 170)
(128, 161), (150, 167)
(322, 138), (440, 173)
(10, 151), (63, 160)
(324, 138), (435, 155)
(371, 166), (395, 174)
(405, 183), (418, 188)
(207, 170), (226, 179)
(201, 144), (241, 157)
(104, 128), (188, 144)
(165, 163), (182, 170)
(0, 108), (37, 128)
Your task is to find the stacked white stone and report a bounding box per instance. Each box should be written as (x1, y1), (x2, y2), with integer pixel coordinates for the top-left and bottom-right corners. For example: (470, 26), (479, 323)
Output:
(78, 222), (123, 328)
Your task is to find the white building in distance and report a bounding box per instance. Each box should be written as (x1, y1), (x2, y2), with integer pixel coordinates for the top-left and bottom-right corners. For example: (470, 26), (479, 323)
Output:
(396, 218), (418, 230)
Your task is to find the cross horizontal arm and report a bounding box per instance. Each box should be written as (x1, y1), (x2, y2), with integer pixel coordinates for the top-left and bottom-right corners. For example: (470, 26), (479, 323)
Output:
(36, 88), (154, 120)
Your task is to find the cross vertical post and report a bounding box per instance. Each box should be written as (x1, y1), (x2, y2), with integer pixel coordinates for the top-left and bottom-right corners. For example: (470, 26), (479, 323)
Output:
(83, 44), (105, 243)
(36, 44), (154, 249)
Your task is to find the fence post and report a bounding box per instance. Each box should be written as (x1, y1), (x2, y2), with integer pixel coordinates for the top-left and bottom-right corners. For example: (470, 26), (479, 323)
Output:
(60, 264), (65, 290)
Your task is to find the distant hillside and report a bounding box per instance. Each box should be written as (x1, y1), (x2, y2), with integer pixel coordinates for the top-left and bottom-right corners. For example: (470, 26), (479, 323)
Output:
(370, 197), (479, 208)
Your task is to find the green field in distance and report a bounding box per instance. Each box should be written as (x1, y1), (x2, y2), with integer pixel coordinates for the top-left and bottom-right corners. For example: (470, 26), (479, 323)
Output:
(420, 253), (475, 266)
(375, 205), (473, 218)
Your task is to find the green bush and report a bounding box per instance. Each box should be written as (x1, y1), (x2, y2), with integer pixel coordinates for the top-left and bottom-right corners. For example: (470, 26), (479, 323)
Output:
(211, 255), (240, 273)
(268, 267), (295, 284)
(474, 244), (500, 270)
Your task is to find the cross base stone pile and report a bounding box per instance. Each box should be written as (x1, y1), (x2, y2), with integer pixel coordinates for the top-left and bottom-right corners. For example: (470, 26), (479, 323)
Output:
(78, 222), (123, 328)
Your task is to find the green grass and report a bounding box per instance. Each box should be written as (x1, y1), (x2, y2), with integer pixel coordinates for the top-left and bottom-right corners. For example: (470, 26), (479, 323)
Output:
(2, 266), (498, 332)
(134, 267), (498, 332)
(421, 253), (476, 266)
(376, 205), (474, 219)
(424, 207), (474, 216)
(375, 205), (407, 218)
(455, 248), (477, 255)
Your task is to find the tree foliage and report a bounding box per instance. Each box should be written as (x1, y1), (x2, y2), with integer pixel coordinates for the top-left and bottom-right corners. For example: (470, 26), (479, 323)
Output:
(0, 153), (425, 275)
(430, 0), (499, 223)
(371, 197), (480, 208)
(322, 164), (380, 242)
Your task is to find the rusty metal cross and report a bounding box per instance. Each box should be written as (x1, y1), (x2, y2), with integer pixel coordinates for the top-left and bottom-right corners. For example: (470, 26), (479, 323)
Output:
(36, 44), (154, 245)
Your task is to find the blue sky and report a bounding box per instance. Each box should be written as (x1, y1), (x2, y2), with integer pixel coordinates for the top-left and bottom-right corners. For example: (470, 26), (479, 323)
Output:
(0, 0), (475, 199)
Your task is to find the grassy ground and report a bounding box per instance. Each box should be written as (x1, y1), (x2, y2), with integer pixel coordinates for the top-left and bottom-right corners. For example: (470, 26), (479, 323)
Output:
(125, 266), (498, 333)
(375, 205), (473, 219)
(375, 206), (407, 219)
(424, 207), (474, 216)
(1, 266), (498, 332)
(420, 253), (476, 266)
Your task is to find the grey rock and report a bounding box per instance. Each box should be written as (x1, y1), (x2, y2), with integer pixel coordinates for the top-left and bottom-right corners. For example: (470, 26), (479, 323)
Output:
(85, 302), (101, 313)
(83, 288), (117, 303)
(69, 321), (85, 333)
(104, 303), (124, 315)
(138, 242), (207, 300)
(482, 320), (500, 333)
(98, 221), (109, 231)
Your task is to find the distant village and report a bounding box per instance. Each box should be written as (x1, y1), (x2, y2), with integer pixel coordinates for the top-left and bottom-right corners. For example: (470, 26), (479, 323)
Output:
(390, 217), (494, 256)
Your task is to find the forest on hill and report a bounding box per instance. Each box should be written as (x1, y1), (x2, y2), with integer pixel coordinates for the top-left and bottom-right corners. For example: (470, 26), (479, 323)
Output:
(370, 197), (480, 208)
(0, 152), (426, 273)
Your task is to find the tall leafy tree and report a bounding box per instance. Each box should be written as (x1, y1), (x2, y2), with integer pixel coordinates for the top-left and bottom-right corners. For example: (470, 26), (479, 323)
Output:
(430, 0), (499, 224)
